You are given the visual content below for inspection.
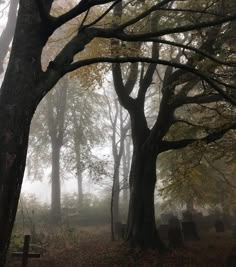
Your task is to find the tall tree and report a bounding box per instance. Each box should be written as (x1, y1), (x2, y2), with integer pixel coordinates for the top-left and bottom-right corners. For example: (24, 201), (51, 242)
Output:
(105, 92), (130, 240)
(0, 0), (236, 263)
(68, 89), (105, 209)
(110, 1), (236, 249)
(121, 134), (131, 204)
(46, 79), (68, 223)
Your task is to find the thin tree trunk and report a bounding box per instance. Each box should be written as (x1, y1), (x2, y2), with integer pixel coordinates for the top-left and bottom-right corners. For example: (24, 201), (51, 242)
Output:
(77, 168), (83, 209)
(111, 155), (121, 240)
(113, 165), (120, 224)
(51, 142), (61, 223)
(46, 83), (67, 224)
(122, 137), (131, 205)
(72, 108), (84, 210)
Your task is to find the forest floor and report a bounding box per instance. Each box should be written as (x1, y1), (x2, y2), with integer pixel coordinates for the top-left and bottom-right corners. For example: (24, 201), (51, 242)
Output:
(6, 224), (236, 267)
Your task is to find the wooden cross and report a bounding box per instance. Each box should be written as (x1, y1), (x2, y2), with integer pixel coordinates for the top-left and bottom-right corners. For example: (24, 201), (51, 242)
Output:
(11, 235), (40, 267)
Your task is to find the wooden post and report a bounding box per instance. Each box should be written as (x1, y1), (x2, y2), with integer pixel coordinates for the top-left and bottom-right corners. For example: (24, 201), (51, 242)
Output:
(22, 235), (30, 267)
(11, 234), (40, 267)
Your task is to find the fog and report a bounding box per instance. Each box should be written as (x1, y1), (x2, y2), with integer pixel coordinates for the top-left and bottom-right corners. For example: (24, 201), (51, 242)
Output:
(1, 1), (236, 266)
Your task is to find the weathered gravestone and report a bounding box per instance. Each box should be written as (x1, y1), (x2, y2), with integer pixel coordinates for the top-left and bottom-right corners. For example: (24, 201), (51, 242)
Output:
(182, 210), (194, 221)
(202, 214), (218, 231)
(223, 215), (233, 230)
(182, 211), (199, 241)
(182, 221), (199, 241)
(194, 212), (205, 233)
(194, 213), (210, 233)
(168, 216), (184, 249)
(158, 224), (169, 240)
(214, 219), (225, 233)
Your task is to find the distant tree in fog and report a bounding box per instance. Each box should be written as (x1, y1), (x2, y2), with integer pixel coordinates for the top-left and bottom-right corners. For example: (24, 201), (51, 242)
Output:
(0, 1), (236, 264)
(0, 0), (18, 75)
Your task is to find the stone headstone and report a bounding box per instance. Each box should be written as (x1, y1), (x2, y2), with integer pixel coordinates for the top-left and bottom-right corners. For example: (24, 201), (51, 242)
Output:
(182, 221), (199, 241)
(168, 216), (184, 249)
(203, 215), (216, 231)
(223, 215), (233, 230)
(214, 219), (225, 233)
(158, 224), (169, 240)
(195, 214), (210, 233)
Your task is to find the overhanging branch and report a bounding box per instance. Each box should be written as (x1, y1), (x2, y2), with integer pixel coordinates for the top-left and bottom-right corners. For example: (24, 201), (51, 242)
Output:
(149, 38), (236, 67)
(51, 0), (115, 32)
(62, 56), (236, 106)
(119, 0), (173, 29)
(160, 122), (236, 152)
(114, 13), (236, 40)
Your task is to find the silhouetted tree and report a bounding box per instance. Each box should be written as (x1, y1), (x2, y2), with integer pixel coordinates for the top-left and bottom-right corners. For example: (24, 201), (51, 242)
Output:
(0, 1), (236, 264)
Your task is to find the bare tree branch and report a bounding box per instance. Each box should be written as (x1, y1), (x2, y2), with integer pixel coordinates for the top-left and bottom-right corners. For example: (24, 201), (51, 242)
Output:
(114, 14), (236, 40)
(84, 0), (121, 28)
(150, 38), (236, 67)
(119, 0), (174, 29)
(62, 56), (236, 106)
(160, 122), (236, 152)
(51, 0), (115, 31)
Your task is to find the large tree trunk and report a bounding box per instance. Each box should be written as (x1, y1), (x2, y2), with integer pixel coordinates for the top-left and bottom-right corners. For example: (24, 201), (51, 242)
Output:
(51, 142), (61, 224)
(126, 149), (165, 250)
(0, 1), (52, 263)
(0, 110), (32, 265)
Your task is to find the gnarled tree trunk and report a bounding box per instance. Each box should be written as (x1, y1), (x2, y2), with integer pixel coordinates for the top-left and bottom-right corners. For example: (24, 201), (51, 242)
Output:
(0, 1), (52, 263)
(126, 149), (165, 250)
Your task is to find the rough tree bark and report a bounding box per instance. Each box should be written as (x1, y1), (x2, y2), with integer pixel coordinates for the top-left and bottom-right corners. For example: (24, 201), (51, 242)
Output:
(111, 2), (164, 247)
(126, 148), (164, 249)
(0, 1), (53, 263)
